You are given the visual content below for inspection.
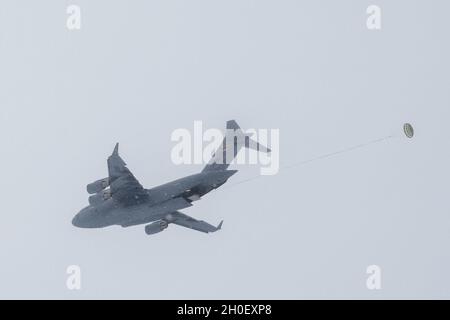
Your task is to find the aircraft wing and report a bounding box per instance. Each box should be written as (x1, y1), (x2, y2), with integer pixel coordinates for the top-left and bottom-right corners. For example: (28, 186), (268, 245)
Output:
(170, 211), (223, 233)
(107, 143), (149, 206)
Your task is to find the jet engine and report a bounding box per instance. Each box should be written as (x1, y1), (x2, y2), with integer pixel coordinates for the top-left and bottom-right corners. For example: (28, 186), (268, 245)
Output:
(145, 220), (168, 235)
(87, 178), (110, 194)
(88, 189), (111, 206)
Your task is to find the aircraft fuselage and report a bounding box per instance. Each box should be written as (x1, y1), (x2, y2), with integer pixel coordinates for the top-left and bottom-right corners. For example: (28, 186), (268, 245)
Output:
(72, 170), (236, 228)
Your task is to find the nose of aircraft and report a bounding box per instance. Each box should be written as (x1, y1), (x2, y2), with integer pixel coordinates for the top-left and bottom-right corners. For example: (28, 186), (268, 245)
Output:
(72, 207), (91, 228)
(72, 213), (81, 227)
(72, 206), (105, 228)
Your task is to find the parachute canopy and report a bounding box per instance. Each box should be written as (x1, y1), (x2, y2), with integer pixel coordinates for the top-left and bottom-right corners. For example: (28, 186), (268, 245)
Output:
(403, 123), (414, 138)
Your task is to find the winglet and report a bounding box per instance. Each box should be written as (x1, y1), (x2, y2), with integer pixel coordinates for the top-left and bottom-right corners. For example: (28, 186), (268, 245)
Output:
(216, 220), (223, 230)
(112, 143), (119, 156)
(226, 120), (240, 130)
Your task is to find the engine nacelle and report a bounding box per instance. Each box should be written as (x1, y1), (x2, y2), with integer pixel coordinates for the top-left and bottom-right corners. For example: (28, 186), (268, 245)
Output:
(145, 220), (168, 235)
(88, 189), (111, 206)
(87, 178), (110, 194)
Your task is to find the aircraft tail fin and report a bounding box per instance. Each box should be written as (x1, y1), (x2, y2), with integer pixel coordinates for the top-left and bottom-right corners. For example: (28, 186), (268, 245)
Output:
(202, 120), (271, 172)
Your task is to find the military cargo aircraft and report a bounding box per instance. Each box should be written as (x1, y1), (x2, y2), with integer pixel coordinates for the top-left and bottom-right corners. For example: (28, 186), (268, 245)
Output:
(72, 120), (270, 235)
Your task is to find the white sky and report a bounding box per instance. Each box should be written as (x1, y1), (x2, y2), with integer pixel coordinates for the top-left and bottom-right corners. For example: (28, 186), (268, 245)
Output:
(1, 0), (449, 299)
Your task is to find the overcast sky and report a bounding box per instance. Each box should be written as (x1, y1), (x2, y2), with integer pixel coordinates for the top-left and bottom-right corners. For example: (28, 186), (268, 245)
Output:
(1, 0), (450, 299)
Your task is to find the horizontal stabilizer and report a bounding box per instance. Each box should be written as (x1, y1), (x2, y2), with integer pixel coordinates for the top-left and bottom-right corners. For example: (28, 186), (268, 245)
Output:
(202, 119), (271, 172)
(245, 136), (271, 153)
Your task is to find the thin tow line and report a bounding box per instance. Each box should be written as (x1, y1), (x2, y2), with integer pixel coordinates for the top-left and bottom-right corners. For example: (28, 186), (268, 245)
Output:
(223, 135), (394, 190)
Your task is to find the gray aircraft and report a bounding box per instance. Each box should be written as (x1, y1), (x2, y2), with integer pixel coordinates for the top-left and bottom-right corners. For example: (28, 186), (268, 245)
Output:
(72, 120), (271, 235)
